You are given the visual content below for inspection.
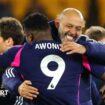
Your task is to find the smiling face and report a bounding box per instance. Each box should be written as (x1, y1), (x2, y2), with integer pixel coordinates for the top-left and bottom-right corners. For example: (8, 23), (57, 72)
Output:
(57, 8), (85, 42)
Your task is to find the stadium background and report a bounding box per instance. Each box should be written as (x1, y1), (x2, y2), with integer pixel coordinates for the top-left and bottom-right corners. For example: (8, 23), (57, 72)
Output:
(0, 0), (105, 28)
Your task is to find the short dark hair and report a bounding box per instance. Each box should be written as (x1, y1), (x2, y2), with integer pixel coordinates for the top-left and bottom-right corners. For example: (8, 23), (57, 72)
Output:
(23, 12), (50, 33)
(85, 26), (105, 41)
(0, 17), (24, 45)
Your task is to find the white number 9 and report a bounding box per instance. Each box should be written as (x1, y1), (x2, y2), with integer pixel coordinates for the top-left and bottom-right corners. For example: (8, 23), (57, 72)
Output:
(40, 54), (65, 90)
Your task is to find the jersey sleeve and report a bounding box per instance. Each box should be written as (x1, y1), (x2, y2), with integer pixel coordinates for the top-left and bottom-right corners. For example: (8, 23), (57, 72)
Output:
(2, 67), (23, 96)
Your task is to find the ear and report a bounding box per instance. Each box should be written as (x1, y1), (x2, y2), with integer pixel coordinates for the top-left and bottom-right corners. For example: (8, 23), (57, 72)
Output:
(5, 37), (14, 47)
(54, 18), (60, 29)
(26, 34), (33, 43)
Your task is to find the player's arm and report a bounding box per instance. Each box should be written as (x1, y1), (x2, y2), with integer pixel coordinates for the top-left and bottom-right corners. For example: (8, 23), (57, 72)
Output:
(2, 67), (23, 96)
(60, 41), (86, 55)
(2, 67), (39, 100)
(18, 80), (39, 100)
(81, 41), (105, 64)
(60, 35), (95, 55)
(77, 35), (105, 63)
(60, 35), (105, 64)
(60, 35), (87, 55)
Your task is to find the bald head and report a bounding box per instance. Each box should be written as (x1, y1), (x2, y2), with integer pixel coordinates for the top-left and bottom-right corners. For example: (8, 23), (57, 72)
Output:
(57, 8), (85, 27)
(62, 8), (84, 20)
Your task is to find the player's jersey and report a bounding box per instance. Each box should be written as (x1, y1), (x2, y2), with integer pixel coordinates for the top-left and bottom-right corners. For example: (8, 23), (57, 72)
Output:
(3, 40), (105, 105)
(19, 40), (83, 105)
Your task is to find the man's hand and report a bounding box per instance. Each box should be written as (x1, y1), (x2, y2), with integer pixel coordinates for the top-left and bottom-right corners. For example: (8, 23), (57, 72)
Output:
(18, 80), (39, 100)
(60, 41), (86, 55)
(100, 85), (105, 100)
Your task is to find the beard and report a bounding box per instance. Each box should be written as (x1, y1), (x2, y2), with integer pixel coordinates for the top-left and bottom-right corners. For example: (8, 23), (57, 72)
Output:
(58, 25), (78, 42)
(58, 24), (66, 42)
(58, 24), (64, 36)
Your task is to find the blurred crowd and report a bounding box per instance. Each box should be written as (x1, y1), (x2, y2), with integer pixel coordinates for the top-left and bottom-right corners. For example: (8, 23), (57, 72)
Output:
(1, 0), (105, 27)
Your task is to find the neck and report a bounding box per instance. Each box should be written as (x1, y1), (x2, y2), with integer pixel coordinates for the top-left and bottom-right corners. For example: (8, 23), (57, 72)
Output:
(33, 30), (53, 41)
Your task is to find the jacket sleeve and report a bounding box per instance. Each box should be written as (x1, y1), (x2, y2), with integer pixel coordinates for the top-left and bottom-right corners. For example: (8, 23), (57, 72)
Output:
(77, 35), (105, 64)
(2, 67), (23, 96)
(85, 41), (105, 63)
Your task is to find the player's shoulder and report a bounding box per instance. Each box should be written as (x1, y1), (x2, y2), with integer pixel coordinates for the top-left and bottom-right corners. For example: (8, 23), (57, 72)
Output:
(11, 45), (23, 49)
(5, 45), (23, 56)
(9, 45), (22, 52)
